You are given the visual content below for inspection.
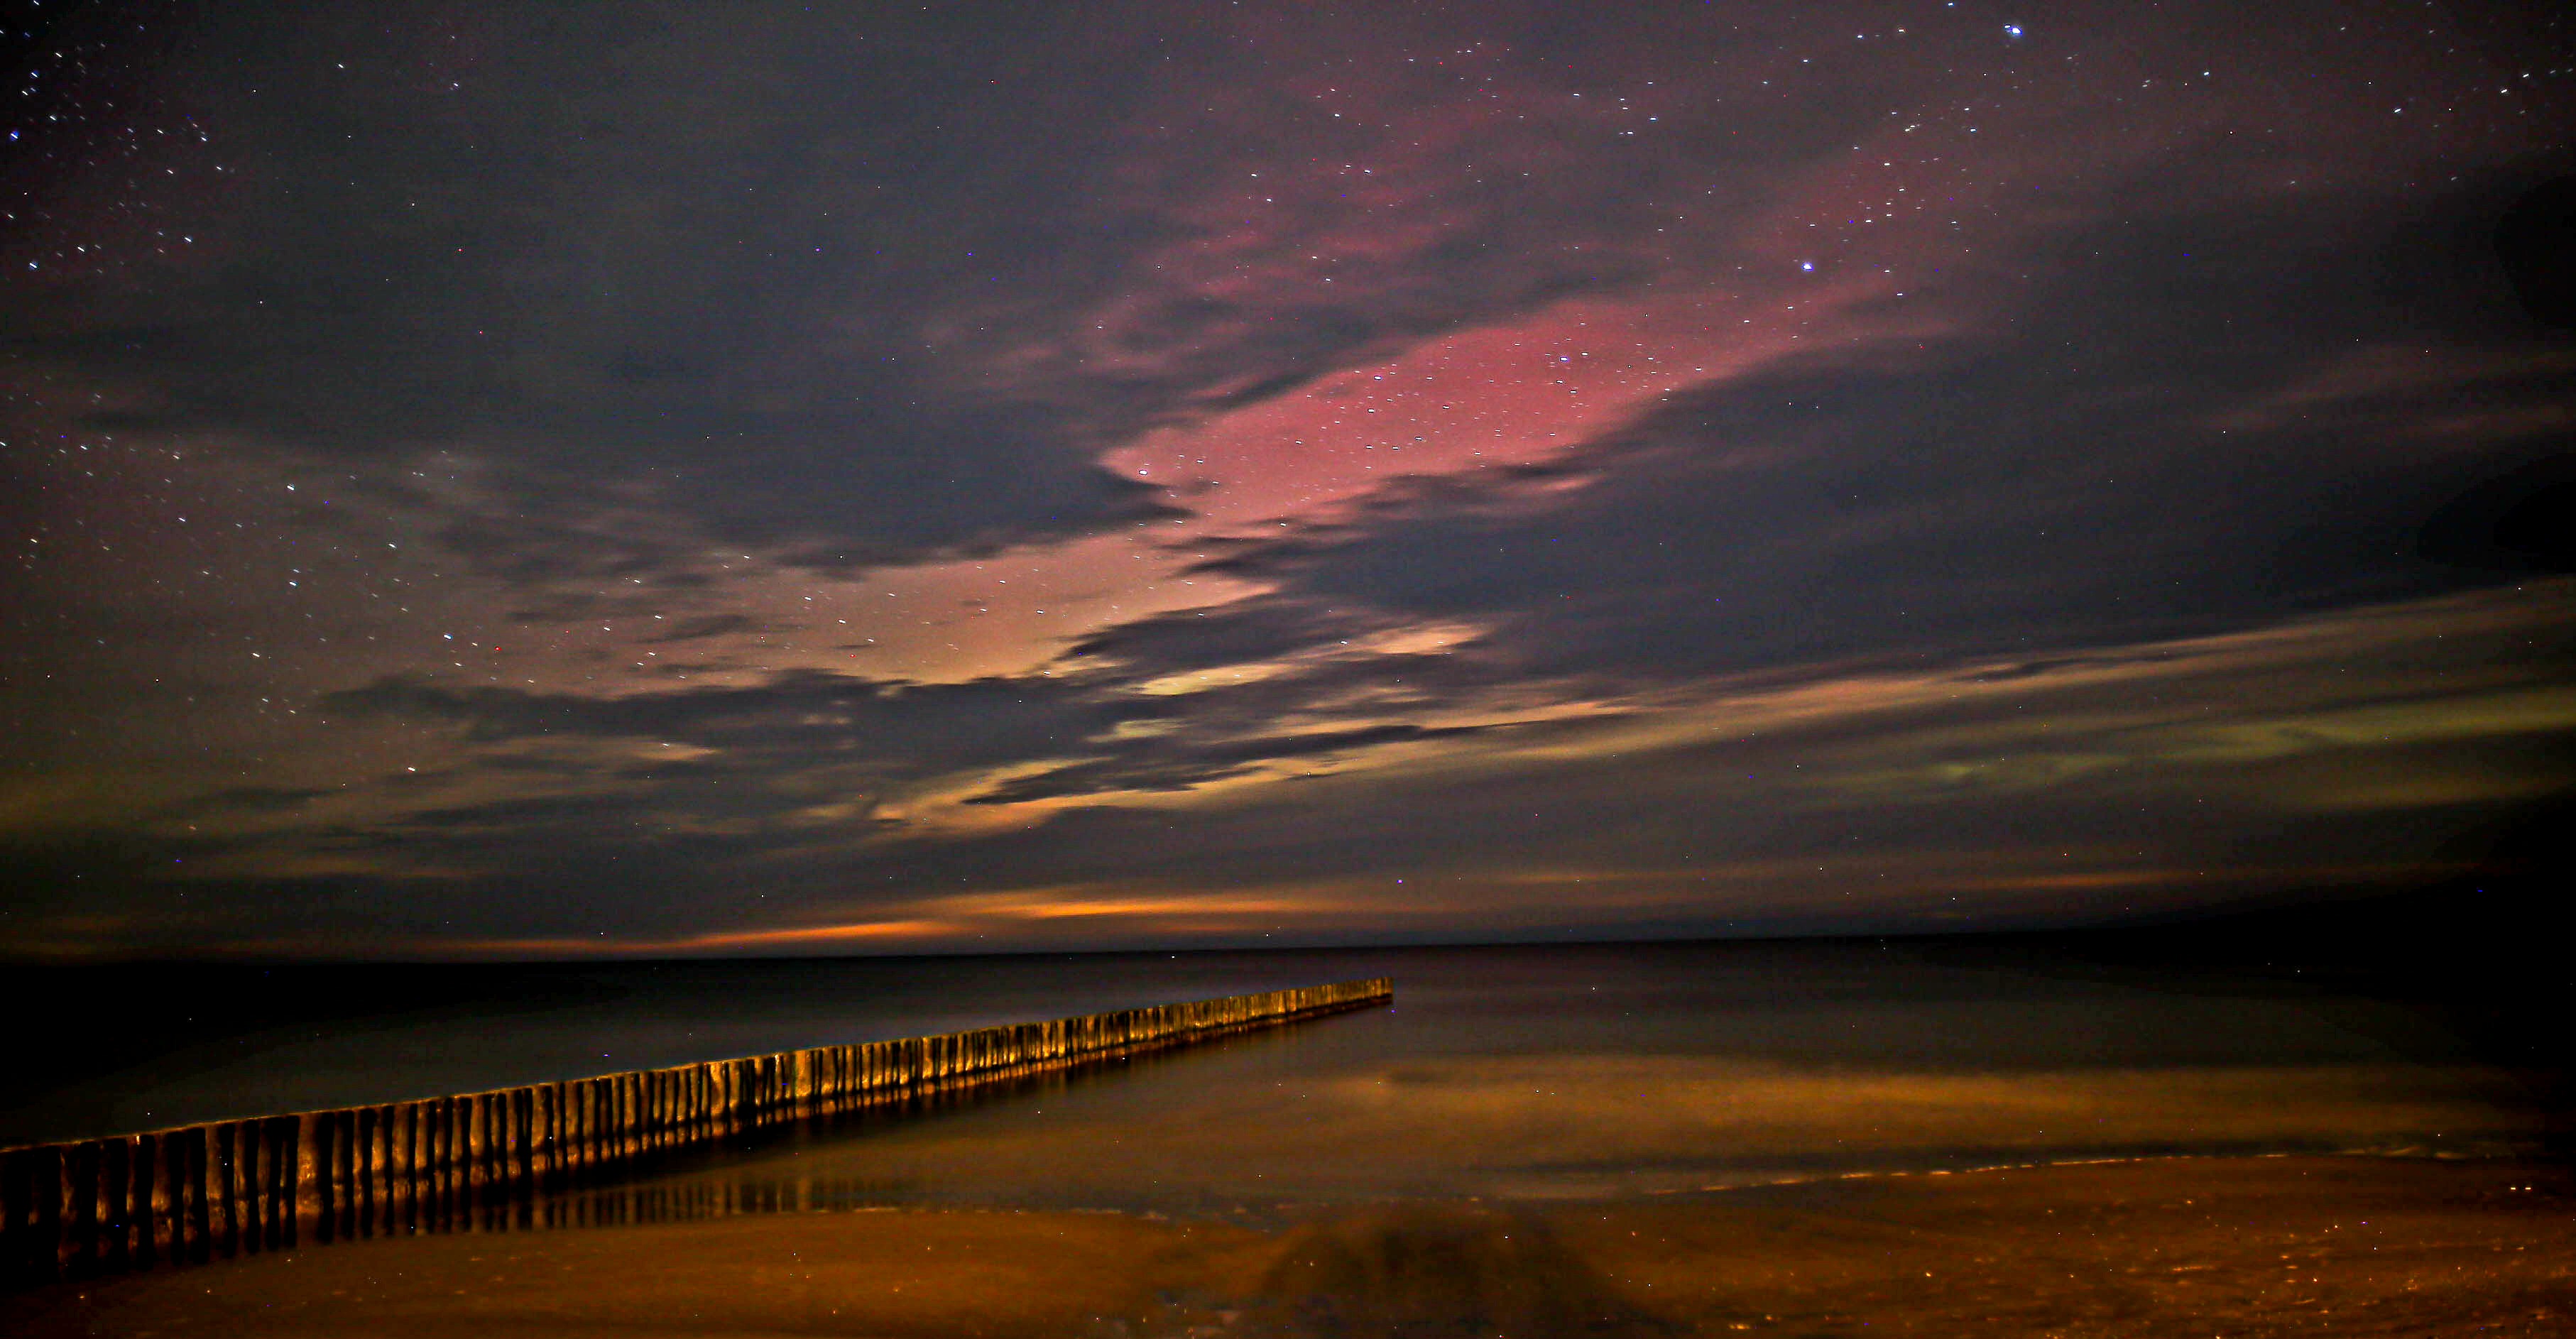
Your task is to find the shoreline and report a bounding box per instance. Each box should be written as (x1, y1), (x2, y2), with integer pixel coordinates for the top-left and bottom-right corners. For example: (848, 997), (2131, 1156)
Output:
(6, 1151), (2569, 1337)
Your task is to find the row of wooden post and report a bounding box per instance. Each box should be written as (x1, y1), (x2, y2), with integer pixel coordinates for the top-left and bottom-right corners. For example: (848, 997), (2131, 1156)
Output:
(0, 978), (1391, 1290)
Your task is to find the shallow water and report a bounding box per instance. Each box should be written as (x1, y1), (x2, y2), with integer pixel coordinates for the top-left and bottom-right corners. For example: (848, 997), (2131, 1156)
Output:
(15, 938), (2540, 1203)
(567, 939), (2549, 1218)
(10, 938), (2569, 1336)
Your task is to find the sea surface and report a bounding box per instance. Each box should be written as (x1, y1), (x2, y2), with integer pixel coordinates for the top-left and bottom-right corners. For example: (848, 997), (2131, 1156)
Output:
(6, 936), (2558, 1215)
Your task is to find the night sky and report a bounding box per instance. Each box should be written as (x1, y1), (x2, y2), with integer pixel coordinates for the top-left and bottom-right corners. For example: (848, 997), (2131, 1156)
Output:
(5, 0), (2572, 961)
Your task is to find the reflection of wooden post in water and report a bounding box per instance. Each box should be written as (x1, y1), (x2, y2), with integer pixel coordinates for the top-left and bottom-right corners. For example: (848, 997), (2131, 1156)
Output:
(1, 978), (1391, 1289)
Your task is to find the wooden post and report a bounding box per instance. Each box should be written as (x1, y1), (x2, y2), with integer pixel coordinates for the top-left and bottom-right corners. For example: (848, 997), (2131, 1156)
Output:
(212, 1122), (238, 1257)
(244, 1117), (268, 1253)
(0, 1148), (29, 1289)
(160, 1131), (187, 1264)
(0, 980), (1392, 1288)
(456, 1096), (475, 1229)
(453, 1095), (470, 1226)
(99, 1137), (131, 1274)
(265, 1117), (290, 1250)
(400, 1103), (420, 1233)
(349, 1110), (367, 1239)
(258, 1112), (282, 1251)
(315, 1112), (339, 1245)
(515, 1089), (533, 1195)
(408, 1105), (427, 1233)
(478, 1095), (496, 1209)
(457, 1097), (474, 1211)
(486, 1093), (506, 1227)
(347, 1109), (365, 1239)
(533, 1086), (552, 1189)
(448, 1097), (466, 1218)
(434, 1100), (454, 1231)
(514, 1090), (535, 1195)
(532, 1088), (550, 1188)
(452, 1097), (470, 1217)
(366, 1102), (383, 1241)
(31, 1147), (62, 1285)
(66, 1140), (100, 1278)
(359, 1109), (378, 1238)
(133, 1133), (160, 1269)
(482, 1093), (502, 1218)
(182, 1127), (208, 1263)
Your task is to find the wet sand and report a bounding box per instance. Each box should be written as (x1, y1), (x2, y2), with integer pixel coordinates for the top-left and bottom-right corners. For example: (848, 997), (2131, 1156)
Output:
(7, 1155), (2570, 1337)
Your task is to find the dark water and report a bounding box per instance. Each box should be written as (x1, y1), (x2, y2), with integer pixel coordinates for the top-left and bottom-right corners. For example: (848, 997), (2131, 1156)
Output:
(2, 949), (1382, 1146)
(8, 936), (2557, 1215)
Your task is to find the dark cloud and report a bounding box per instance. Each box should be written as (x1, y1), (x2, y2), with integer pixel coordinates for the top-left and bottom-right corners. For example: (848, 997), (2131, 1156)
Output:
(317, 647), (1521, 814)
(8, 0), (2574, 959)
(2494, 175), (2576, 330)
(2, 0), (1934, 575)
(1067, 599), (1394, 676)
(318, 670), (1134, 766)
(2419, 454), (2576, 574)
(966, 721), (1496, 806)
(1183, 175), (2576, 684)
(182, 786), (329, 816)
(11, 3), (1197, 565)
(645, 614), (758, 644)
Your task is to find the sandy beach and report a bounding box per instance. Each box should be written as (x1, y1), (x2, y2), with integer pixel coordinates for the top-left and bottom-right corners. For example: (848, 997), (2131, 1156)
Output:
(7, 1154), (2568, 1338)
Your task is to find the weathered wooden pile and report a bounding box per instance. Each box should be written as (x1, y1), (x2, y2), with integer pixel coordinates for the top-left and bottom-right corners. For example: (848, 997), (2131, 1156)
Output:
(0, 977), (1392, 1289)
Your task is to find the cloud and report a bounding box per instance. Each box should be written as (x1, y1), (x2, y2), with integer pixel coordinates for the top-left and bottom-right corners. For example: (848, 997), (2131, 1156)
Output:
(317, 669), (1131, 770)
(965, 721), (1497, 806)
(645, 613), (758, 643)
(0, 0), (2117, 576)
(9, 0), (2573, 960)
(1169, 176), (2574, 689)
(9, 581), (2567, 960)
(9, 4), (1199, 568)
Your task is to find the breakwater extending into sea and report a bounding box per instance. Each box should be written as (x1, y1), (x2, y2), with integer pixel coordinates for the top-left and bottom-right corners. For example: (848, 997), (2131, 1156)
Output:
(0, 978), (1392, 1289)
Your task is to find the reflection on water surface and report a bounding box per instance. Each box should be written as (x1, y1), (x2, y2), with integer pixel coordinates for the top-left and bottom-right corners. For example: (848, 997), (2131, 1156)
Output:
(7, 939), (2567, 1337)
(570, 939), (2546, 1218)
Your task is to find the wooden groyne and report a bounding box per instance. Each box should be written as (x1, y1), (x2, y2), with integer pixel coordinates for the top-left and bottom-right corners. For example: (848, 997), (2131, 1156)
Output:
(0, 977), (1391, 1289)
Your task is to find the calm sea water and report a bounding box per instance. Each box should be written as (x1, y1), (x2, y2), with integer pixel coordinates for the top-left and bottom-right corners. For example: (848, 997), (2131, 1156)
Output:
(9, 936), (2556, 1218)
